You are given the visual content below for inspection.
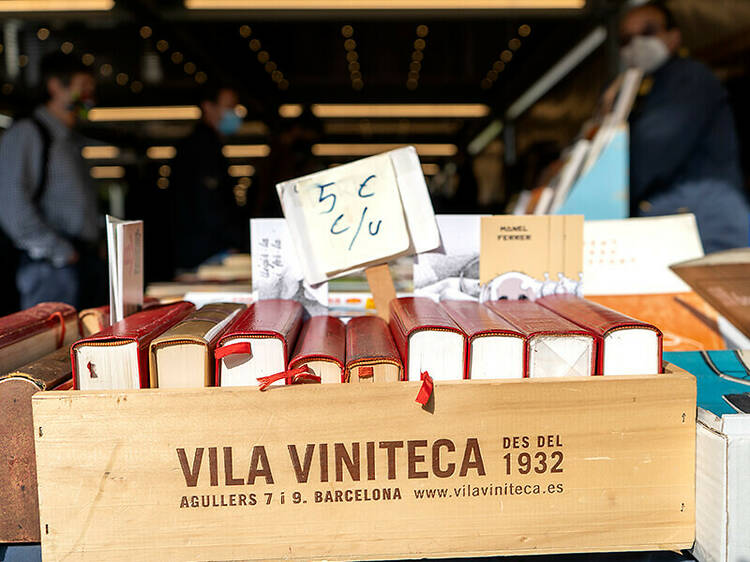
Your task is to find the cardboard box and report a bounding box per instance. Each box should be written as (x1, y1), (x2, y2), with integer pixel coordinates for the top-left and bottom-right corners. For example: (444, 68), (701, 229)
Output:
(694, 408), (750, 562)
(664, 349), (750, 562)
(33, 366), (696, 561)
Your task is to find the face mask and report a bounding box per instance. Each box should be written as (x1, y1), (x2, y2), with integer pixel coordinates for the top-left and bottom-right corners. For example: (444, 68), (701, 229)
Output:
(66, 92), (95, 121)
(218, 109), (242, 136)
(620, 35), (670, 74)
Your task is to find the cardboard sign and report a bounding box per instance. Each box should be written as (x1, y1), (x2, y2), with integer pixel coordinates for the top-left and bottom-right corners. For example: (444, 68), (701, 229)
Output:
(106, 215), (144, 323)
(277, 146), (440, 285)
(479, 215), (583, 284)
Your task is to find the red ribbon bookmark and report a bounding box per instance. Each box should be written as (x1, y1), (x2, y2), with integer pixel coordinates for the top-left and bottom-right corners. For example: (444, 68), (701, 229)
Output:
(290, 368), (321, 386)
(215, 342), (252, 359)
(415, 371), (434, 406)
(257, 365), (319, 391)
(47, 311), (66, 348)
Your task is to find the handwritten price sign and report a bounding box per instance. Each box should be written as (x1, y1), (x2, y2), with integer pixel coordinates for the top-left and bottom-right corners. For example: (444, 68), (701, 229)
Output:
(278, 147), (438, 285)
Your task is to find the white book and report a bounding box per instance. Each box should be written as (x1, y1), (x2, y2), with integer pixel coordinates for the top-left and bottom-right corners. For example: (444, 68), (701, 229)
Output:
(533, 186), (555, 215)
(214, 300), (304, 387)
(389, 297), (467, 381)
(485, 300), (596, 378)
(548, 139), (590, 214)
(512, 190), (533, 215)
(611, 67), (644, 125)
(106, 215), (144, 323)
(442, 300), (525, 380)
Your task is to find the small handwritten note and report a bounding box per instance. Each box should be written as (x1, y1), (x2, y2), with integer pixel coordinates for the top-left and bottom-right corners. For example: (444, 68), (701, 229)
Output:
(278, 153), (410, 283)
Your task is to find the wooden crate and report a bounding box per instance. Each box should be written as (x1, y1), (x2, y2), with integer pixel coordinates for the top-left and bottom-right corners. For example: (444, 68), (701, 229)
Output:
(0, 377), (44, 542)
(0, 348), (72, 543)
(33, 365), (696, 561)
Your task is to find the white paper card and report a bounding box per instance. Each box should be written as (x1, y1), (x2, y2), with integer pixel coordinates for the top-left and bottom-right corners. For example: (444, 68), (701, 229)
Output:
(106, 214), (144, 323)
(250, 218), (328, 315)
(583, 214), (704, 295)
(277, 146), (439, 285)
(414, 214), (486, 301)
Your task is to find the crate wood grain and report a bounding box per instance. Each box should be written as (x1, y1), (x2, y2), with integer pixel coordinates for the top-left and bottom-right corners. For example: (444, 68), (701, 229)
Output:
(33, 366), (696, 561)
(0, 377), (44, 542)
(1, 346), (72, 543)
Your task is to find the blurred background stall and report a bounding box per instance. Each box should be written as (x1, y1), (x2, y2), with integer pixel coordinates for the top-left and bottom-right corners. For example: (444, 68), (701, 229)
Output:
(0, 0), (747, 314)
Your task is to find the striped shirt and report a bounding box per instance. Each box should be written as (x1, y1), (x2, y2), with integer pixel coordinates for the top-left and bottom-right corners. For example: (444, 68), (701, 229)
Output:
(0, 106), (98, 267)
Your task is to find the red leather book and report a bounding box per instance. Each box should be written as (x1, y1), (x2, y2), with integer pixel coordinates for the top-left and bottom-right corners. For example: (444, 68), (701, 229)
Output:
(388, 297), (467, 381)
(345, 316), (403, 383)
(484, 299), (596, 378)
(442, 300), (526, 380)
(214, 299), (303, 387)
(71, 301), (195, 390)
(0, 302), (79, 374)
(537, 295), (663, 375)
(79, 297), (160, 337)
(288, 316), (346, 384)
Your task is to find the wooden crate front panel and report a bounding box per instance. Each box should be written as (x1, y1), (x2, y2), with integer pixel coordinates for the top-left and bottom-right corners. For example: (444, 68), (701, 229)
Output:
(0, 378), (42, 542)
(33, 373), (696, 561)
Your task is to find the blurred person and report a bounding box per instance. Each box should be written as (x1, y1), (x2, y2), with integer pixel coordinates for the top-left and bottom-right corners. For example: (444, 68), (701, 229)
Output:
(620, 1), (748, 253)
(262, 110), (322, 217)
(0, 52), (105, 309)
(172, 85), (245, 271)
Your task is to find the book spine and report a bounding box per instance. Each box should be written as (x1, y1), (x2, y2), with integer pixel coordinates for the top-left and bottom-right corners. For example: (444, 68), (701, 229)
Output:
(388, 316), (409, 382)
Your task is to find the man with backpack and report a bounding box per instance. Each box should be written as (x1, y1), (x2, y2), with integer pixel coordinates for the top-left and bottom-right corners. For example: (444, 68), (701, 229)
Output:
(0, 52), (103, 309)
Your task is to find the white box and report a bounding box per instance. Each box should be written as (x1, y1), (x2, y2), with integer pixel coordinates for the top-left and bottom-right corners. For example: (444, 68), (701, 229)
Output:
(694, 408), (750, 562)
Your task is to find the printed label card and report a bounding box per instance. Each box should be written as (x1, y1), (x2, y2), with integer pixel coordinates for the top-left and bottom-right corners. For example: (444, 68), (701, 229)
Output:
(479, 215), (583, 300)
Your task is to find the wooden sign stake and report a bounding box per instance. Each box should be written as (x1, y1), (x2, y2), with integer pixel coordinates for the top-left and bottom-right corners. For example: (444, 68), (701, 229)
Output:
(365, 264), (397, 322)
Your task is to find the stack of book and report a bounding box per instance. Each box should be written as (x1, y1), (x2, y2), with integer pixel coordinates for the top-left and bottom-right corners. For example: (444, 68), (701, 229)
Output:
(1, 295), (663, 390)
(0, 302), (80, 375)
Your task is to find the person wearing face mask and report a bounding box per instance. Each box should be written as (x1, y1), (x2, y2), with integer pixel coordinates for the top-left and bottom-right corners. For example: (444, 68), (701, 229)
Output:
(620, 1), (748, 253)
(171, 85), (246, 271)
(0, 52), (105, 309)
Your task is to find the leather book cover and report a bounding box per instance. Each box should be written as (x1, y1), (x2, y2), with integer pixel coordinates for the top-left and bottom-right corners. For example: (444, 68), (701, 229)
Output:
(345, 316), (402, 382)
(149, 303), (246, 387)
(71, 301), (195, 389)
(0, 344), (74, 543)
(388, 297), (466, 378)
(215, 299), (304, 385)
(442, 300), (526, 340)
(288, 316), (346, 382)
(442, 300), (526, 379)
(484, 299), (597, 375)
(0, 302), (79, 373)
(2, 345), (72, 391)
(79, 297), (162, 337)
(78, 305), (109, 337)
(537, 295), (663, 373)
